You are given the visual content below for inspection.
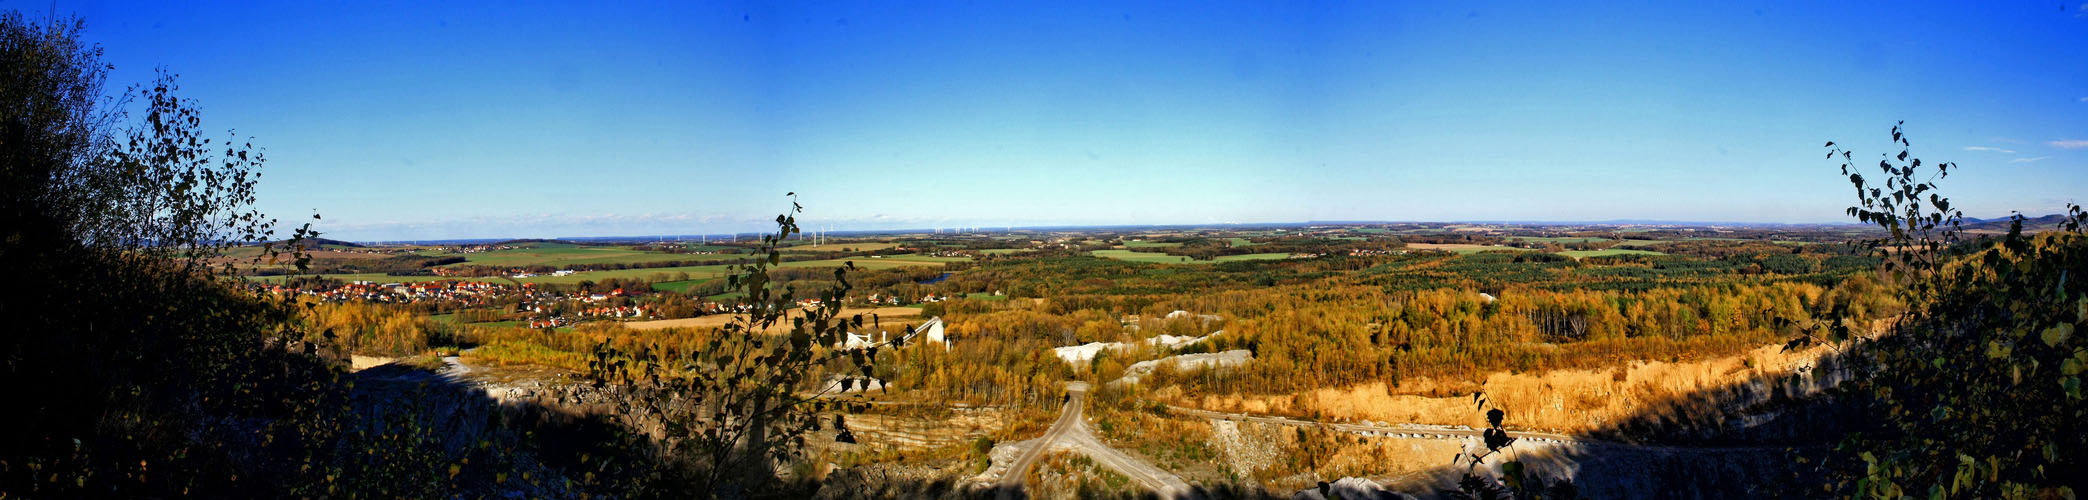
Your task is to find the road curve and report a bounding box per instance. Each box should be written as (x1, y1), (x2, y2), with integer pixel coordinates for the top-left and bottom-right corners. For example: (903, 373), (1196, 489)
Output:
(995, 383), (1089, 497)
(994, 382), (1193, 499)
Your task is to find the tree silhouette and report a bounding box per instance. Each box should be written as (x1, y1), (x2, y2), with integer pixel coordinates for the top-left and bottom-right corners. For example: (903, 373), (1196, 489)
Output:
(581, 194), (891, 497)
(1802, 123), (2088, 498)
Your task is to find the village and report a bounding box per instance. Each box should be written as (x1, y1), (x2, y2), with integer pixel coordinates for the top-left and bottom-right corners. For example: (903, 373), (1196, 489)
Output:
(256, 277), (950, 331)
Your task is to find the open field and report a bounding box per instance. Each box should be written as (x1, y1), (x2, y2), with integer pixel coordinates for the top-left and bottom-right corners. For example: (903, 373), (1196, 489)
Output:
(649, 278), (711, 293)
(780, 241), (903, 253)
(1226, 237), (1258, 247)
(1559, 248), (1666, 258)
(1402, 242), (1528, 254)
(1092, 249), (1292, 264)
(1213, 252), (1292, 262)
(435, 244), (709, 268)
(248, 253), (963, 286)
(518, 264), (729, 284)
(520, 255), (958, 285)
(245, 273), (500, 284)
(859, 253), (973, 264)
(623, 306), (924, 332)
(1510, 236), (1613, 244)
(1093, 249), (1197, 263)
(1122, 240), (1182, 248)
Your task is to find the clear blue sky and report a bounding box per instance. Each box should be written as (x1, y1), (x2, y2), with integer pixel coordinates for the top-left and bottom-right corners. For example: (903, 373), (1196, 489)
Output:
(38, 1), (2088, 240)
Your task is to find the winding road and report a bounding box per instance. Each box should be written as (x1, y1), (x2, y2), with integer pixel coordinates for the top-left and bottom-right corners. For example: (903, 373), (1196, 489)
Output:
(994, 382), (1194, 499)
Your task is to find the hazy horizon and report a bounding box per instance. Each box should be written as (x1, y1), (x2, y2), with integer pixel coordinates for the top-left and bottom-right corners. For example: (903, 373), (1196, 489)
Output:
(51, 1), (2088, 240)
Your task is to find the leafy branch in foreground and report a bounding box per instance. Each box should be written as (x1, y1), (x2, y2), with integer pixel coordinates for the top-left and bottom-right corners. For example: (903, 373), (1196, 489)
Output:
(581, 194), (896, 497)
(1441, 394), (1580, 500)
(1803, 123), (2088, 498)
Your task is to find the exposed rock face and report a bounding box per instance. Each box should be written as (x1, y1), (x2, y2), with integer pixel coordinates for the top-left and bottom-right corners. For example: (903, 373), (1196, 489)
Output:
(1205, 419), (1284, 484)
(1111, 349), (1253, 386)
(1051, 330), (1224, 365)
(1289, 477), (1417, 500)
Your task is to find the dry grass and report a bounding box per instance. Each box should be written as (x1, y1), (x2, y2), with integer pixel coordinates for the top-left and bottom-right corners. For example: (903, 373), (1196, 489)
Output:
(1180, 341), (1840, 433)
(623, 307), (923, 332)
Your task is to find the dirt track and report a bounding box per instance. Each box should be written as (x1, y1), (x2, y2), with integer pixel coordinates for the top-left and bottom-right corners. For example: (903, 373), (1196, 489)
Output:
(994, 382), (1193, 499)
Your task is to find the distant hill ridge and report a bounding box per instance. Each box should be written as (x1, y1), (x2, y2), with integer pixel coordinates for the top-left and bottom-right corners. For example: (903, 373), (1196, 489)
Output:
(1961, 214), (2070, 231)
(324, 214), (2073, 244)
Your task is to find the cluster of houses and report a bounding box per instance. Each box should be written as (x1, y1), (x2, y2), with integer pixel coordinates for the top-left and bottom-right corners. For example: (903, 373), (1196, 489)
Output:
(527, 317), (572, 329)
(263, 277), (969, 333)
(264, 280), (518, 306)
(442, 244), (521, 254)
(509, 269), (579, 279)
(430, 264), (583, 279)
(573, 305), (650, 319)
(862, 292), (950, 306)
(263, 279), (696, 330)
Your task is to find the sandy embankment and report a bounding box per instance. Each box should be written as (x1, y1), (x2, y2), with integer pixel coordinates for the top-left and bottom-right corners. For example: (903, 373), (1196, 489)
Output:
(622, 306), (923, 332)
(1190, 341), (1846, 434)
(349, 355), (398, 371)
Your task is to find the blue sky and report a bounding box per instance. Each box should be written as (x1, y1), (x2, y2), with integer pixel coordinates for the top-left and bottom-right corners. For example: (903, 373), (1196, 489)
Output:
(38, 1), (2088, 240)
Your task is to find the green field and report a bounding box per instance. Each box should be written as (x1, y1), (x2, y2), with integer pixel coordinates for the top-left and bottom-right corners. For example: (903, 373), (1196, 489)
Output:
(650, 278), (712, 293)
(519, 265), (733, 285)
(247, 253), (963, 286)
(1226, 237), (1258, 247)
(704, 291), (747, 302)
(436, 244), (714, 269)
(1121, 240), (1182, 248)
(860, 254), (973, 264)
(1512, 236), (1614, 244)
(1559, 249), (1667, 258)
(523, 255), (962, 285)
(1092, 249), (1197, 263)
(1611, 239), (1675, 248)
(780, 241), (903, 253)
(1214, 252), (1293, 262)
(245, 273), (501, 284)
(1406, 243), (1531, 255)
(979, 248), (1033, 255)
(1090, 249), (1293, 264)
